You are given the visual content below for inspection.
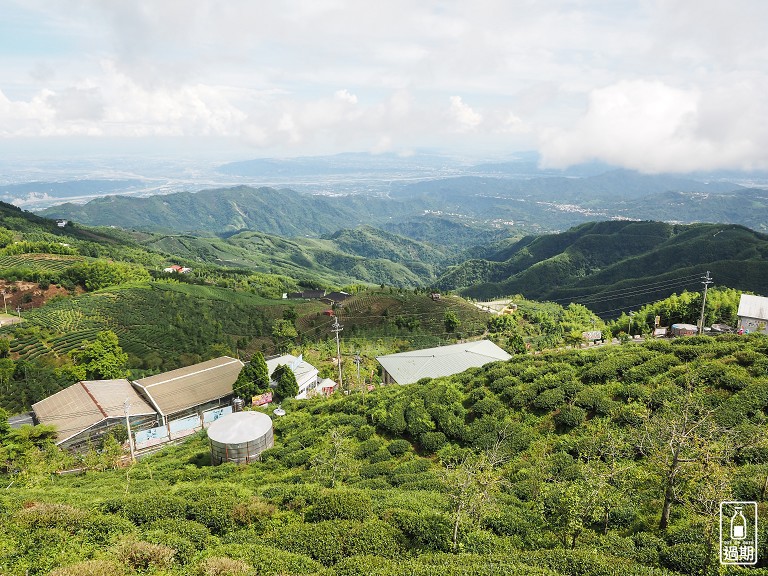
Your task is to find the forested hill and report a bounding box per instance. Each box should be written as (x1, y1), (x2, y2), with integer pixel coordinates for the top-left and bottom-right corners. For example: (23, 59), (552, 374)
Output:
(40, 186), (423, 236)
(437, 221), (768, 314)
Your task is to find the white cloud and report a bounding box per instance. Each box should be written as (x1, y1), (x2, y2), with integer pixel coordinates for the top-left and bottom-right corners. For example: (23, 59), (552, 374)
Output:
(540, 77), (768, 173)
(448, 96), (482, 132)
(2, 1), (768, 166)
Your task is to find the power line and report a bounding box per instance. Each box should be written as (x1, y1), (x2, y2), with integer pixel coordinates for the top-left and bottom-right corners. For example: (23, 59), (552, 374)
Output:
(550, 275), (702, 306)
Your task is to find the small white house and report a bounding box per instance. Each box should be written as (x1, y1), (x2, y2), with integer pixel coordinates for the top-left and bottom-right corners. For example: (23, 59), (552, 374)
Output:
(163, 265), (192, 274)
(266, 354), (320, 399)
(737, 294), (768, 334)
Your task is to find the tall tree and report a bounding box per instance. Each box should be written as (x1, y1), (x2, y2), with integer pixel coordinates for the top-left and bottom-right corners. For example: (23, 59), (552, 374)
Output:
(71, 331), (128, 380)
(273, 364), (298, 401)
(233, 352), (270, 401)
(444, 310), (460, 333)
(271, 319), (298, 353)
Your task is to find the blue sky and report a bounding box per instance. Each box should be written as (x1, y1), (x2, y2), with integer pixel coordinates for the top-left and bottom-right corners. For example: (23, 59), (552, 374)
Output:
(1, 0), (767, 172)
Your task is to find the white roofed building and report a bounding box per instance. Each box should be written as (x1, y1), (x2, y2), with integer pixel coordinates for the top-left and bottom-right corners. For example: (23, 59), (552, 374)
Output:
(737, 294), (768, 334)
(266, 354), (320, 399)
(376, 340), (512, 385)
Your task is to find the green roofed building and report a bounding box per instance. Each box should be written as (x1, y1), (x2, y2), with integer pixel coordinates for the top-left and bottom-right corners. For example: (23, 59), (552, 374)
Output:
(376, 340), (512, 385)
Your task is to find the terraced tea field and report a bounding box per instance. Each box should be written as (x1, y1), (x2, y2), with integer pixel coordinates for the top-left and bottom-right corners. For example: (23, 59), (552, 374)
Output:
(298, 290), (491, 342)
(0, 253), (84, 273)
(2, 281), (323, 370)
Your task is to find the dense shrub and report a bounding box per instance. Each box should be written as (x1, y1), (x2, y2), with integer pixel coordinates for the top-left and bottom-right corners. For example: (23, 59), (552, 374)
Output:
(111, 493), (188, 525)
(360, 461), (392, 479)
(356, 424), (375, 441)
(387, 439), (412, 456)
(648, 385), (679, 410)
(574, 387), (616, 415)
(196, 556), (254, 576)
(146, 518), (211, 548)
(356, 438), (384, 459)
(260, 483), (320, 508)
(306, 490), (374, 522)
(270, 519), (404, 566)
(333, 555), (396, 576)
(48, 560), (127, 576)
(369, 447), (394, 463)
(204, 543), (322, 575)
(419, 431), (447, 453)
(285, 448), (314, 467)
(14, 502), (89, 532)
(187, 495), (239, 534)
(553, 405), (586, 430)
(79, 512), (138, 546)
(114, 538), (176, 571)
(613, 402), (648, 427)
(533, 388), (565, 411)
(144, 531), (197, 564)
(231, 497), (277, 527)
(659, 543), (709, 575)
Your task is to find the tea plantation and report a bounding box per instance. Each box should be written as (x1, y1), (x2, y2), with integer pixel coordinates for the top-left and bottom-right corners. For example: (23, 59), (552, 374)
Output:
(2, 334), (768, 575)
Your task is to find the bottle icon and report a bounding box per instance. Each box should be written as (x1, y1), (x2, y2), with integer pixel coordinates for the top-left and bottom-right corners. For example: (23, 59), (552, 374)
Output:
(731, 506), (747, 540)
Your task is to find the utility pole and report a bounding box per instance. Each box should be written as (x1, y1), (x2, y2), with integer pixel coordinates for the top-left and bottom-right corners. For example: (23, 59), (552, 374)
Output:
(331, 317), (343, 388)
(354, 353), (362, 388)
(1, 291), (6, 315)
(124, 399), (136, 462)
(698, 271), (713, 335)
(628, 311), (634, 337)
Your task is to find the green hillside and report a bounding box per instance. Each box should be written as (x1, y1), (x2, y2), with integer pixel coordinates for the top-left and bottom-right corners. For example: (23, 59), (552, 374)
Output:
(437, 221), (768, 315)
(40, 186), (423, 236)
(3, 335), (768, 574)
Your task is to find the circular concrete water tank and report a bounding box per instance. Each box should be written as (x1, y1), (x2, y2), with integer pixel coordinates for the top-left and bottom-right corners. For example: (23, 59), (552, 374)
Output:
(208, 411), (274, 465)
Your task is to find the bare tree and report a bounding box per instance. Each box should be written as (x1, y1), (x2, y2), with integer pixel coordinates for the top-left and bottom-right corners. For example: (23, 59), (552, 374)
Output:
(310, 428), (358, 488)
(638, 381), (734, 531)
(443, 431), (510, 550)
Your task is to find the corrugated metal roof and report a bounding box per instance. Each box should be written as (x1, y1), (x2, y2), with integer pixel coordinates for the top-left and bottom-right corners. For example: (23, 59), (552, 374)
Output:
(738, 294), (768, 321)
(32, 379), (154, 444)
(376, 340), (512, 385)
(133, 356), (244, 417)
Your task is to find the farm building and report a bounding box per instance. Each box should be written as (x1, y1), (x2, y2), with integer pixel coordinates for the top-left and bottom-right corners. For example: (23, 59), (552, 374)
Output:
(286, 290), (325, 300)
(321, 291), (350, 306)
(670, 323), (698, 337)
(266, 354), (319, 399)
(318, 378), (338, 396)
(132, 356), (244, 428)
(737, 294), (768, 334)
(32, 379), (157, 450)
(377, 340), (512, 385)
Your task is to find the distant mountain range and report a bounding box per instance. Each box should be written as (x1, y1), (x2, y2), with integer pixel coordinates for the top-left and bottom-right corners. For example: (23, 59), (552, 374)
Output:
(39, 170), (768, 237)
(35, 169), (768, 315)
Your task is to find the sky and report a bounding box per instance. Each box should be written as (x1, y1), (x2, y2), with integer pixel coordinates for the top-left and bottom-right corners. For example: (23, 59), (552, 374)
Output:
(1, 0), (768, 172)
